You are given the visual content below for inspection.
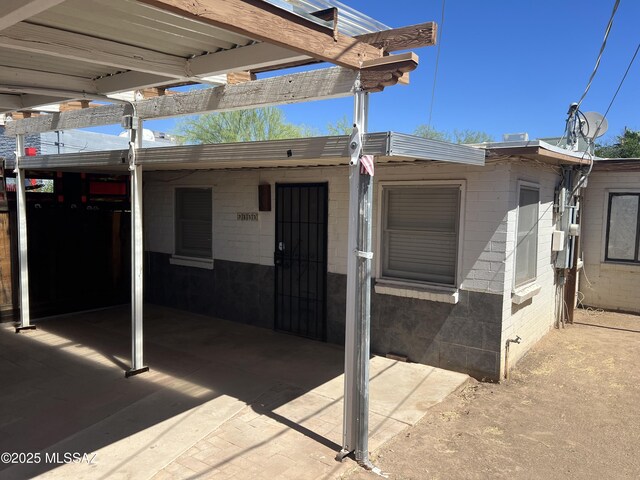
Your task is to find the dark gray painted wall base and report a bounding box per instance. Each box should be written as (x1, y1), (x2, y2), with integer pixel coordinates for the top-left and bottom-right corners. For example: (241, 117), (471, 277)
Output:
(327, 273), (503, 381)
(146, 252), (274, 329)
(146, 253), (503, 380)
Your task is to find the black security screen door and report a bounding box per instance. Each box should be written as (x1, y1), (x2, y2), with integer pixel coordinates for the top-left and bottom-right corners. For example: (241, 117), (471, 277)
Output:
(274, 183), (328, 340)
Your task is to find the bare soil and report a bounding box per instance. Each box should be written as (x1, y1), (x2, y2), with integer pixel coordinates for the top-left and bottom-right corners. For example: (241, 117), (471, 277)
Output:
(346, 309), (640, 480)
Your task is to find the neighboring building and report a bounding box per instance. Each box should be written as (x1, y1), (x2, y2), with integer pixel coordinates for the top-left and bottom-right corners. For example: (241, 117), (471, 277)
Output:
(580, 158), (640, 313)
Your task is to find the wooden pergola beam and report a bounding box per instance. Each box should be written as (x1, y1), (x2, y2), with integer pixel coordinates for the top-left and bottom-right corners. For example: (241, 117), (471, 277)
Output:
(138, 0), (384, 68)
(357, 22), (437, 52)
(0, 0), (66, 31)
(6, 67), (361, 135)
(251, 23), (435, 74)
(360, 52), (419, 91)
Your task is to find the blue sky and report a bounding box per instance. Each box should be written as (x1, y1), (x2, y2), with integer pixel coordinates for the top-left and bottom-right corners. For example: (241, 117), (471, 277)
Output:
(94, 0), (639, 144)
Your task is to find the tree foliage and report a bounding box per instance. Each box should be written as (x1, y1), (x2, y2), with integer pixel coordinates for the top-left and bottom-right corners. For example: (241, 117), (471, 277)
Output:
(177, 107), (315, 144)
(414, 125), (494, 144)
(595, 129), (640, 158)
(326, 116), (353, 136)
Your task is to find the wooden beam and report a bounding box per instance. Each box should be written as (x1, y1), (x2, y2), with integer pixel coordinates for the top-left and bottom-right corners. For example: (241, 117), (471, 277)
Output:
(138, 88), (177, 98)
(137, 0), (383, 68)
(361, 52), (418, 71)
(6, 67), (360, 135)
(310, 8), (338, 41)
(1, 22), (187, 78)
(359, 53), (419, 91)
(10, 112), (39, 120)
(0, 0), (66, 31)
(0, 66), (97, 94)
(357, 22), (437, 52)
(58, 100), (100, 112)
(226, 72), (256, 85)
(250, 24), (434, 75)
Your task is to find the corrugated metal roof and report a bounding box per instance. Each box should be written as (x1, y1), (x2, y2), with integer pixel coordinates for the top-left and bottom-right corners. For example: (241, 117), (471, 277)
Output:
(30, 0), (253, 55)
(0, 48), (120, 78)
(265, 0), (390, 36)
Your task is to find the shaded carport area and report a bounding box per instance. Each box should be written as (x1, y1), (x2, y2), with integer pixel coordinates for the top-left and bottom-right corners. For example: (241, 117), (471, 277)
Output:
(0, 304), (468, 479)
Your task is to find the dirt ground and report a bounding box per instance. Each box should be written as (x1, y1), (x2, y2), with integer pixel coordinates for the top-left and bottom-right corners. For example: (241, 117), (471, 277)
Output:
(346, 309), (640, 480)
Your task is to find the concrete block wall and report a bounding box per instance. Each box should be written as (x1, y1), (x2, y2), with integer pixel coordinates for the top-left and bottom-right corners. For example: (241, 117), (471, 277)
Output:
(0, 125), (41, 160)
(580, 170), (640, 313)
(145, 161), (510, 292)
(500, 162), (560, 377)
(145, 167), (349, 272)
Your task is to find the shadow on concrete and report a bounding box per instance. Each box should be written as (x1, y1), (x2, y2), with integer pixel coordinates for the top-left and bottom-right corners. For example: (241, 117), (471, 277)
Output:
(0, 304), (347, 477)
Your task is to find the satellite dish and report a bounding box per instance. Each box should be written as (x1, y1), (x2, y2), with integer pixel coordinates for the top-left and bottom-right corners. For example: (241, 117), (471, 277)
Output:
(580, 112), (608, 139)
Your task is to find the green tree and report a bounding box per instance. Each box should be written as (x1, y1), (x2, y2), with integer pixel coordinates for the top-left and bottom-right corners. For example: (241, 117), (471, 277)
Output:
(595, 129), (640, 158)
(177, 107), (315, 144)
(414, 125), (494, 144)
(326, 116), (353, 136)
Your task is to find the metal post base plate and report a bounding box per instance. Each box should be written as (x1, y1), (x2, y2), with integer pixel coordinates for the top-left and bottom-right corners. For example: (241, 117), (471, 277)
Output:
(336, 449), (352, 462)
(125, 366), (149, 378)
(15, 325), (37, 333)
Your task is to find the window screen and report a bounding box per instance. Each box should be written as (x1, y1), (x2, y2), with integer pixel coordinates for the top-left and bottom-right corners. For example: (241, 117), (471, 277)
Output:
(606, 193), (640, 263)
(175, 188), (212, 258)
(382, 185), (460, 285)
(515, 186), (539, 287)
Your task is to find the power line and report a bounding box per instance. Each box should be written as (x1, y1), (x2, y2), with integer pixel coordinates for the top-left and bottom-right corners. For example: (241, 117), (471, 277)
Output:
(596, 41), (640, 134)
(576, 0), (620, 109)
(427, 0), (446, 130)
(572, 40), (639, 191)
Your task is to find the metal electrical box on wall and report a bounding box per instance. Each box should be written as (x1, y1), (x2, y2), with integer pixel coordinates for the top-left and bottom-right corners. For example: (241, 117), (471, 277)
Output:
(552, 230), (565, 252)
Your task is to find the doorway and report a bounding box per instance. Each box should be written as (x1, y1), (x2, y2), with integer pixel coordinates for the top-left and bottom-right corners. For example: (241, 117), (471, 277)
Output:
(274, 183), (328, 340)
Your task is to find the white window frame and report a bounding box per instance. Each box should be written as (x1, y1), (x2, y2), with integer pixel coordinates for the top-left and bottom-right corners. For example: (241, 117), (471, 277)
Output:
(375, 180), (466, 294)
(512, 180), (540, 291)
(170, 185), (214, 269)
(602, 188), (640, 265)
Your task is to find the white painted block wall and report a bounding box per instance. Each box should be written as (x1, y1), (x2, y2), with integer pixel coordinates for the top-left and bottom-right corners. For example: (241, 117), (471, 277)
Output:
(500, 163), (560, 375)
(144, 160), (512, 294)
(580, 170), (640, 313)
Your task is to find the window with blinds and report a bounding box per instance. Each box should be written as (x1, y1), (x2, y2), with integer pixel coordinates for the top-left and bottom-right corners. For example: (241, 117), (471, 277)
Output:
(382, 185), (460, 286)
(514, 185), (539, 287)
(175, 187), (212, 259)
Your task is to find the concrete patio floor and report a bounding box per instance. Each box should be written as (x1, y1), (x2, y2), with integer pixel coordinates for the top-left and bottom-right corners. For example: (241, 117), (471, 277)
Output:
(0, 305), (468, 479)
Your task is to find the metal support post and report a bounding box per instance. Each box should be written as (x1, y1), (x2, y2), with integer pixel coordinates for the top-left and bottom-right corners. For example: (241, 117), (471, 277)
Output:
(14, 134), (35, 333)
(339, 89), (379, 472)
(126, 114), (148, 377)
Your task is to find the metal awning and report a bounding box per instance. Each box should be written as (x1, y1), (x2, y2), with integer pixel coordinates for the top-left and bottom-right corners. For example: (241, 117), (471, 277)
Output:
(3, 132), (485, 173)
